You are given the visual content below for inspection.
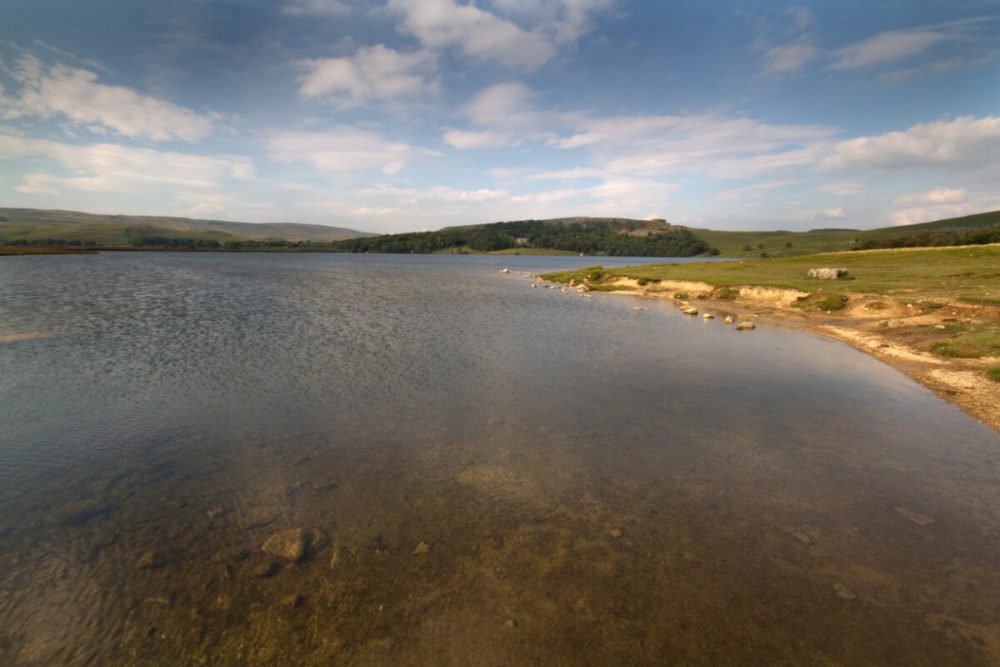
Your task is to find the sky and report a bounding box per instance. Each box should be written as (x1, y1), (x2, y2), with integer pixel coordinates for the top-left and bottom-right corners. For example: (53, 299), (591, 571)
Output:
(1, 0), (998, 233)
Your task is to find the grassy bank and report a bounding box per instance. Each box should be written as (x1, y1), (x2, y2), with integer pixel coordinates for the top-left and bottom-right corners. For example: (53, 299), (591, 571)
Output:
(543, 244), (1000, 386)
(543, 245), (1000, 300)
(0, 246), (98, 256)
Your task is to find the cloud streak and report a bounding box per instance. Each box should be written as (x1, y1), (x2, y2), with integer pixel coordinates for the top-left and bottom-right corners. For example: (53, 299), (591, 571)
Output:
(0, 55), (216, 141)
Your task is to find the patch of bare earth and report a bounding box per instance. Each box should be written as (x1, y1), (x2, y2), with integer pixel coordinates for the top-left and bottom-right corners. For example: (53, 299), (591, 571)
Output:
(598, 278), (1000, 433)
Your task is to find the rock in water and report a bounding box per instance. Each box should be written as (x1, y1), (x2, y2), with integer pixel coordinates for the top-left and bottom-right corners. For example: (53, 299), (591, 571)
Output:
(894, 507), (935, 525)
(137, 549), (173, 569)
(262, 529), (306, 561)
(723, 316), (734, 325)
(736, 321), (756, 331)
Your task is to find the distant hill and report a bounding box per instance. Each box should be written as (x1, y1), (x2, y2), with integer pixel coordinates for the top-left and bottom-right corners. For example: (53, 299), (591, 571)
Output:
(330, 217), (711, 257)
(0, 208), (373, 245)
(691, 210), (1000, 257)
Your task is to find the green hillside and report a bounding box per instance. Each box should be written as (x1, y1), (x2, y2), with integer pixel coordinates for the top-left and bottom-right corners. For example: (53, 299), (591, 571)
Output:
(692, 210), (1000, 257)
(0, 208), (373, 245)
(329, 217), (710, 256)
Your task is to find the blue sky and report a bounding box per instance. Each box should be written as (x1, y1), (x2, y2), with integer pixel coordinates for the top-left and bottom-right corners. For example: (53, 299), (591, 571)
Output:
(1, 0), (998, 233)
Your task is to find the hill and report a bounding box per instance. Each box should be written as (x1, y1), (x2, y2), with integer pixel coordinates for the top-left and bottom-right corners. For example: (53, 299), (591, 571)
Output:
(692, 210), (1000, 257)
(0, 208), (373, 246)
(330, 217), (710, 256)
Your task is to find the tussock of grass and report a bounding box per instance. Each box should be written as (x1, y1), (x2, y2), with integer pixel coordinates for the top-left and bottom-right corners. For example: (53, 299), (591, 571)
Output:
(794, 292), (848, 311)
(987, 367), (1000, 382)
(932, 326), (1000, 358)
(714, 286), (740, 300)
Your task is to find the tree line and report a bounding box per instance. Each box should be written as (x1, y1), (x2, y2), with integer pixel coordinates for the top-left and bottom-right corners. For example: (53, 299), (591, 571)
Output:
(328, 220), (714, 256)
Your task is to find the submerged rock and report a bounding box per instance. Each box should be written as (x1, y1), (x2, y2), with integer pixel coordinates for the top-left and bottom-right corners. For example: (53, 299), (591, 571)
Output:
(262, 529), (306, 561)
(279, 594), (304, 609)
(253, 559), (281, 578)
(136, 549), (174, 570)
(894, 506), (935, 526)
(833, 583), (857, 600)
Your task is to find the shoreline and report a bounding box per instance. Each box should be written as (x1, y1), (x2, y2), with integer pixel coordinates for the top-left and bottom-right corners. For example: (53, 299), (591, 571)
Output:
(541, 270), (1000, 434)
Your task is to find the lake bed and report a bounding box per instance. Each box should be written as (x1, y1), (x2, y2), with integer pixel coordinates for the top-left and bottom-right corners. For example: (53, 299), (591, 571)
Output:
(1, 252), (999, 665)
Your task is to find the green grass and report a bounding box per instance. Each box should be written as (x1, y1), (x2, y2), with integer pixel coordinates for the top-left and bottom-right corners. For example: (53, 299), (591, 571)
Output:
(794, 292), (849, 311)
(689, 210), (1000, 257)
(987, 368), (1000, 382)
(931, 327), (1000, 359)
(542, 245), (1000, 299)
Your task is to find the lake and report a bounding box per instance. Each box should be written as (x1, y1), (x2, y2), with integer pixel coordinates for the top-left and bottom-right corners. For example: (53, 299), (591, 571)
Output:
(1, 252), (999, 665)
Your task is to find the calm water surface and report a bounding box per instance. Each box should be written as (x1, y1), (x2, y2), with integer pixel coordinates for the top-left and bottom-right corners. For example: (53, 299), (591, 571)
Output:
(1, 252), (999, 665)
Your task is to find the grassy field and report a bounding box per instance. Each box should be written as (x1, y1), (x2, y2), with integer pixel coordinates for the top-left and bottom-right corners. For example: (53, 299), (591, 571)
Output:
(544, 244), (1000, 360)
(545, 244), (1000, 297)
(690, 210), (1000, 257)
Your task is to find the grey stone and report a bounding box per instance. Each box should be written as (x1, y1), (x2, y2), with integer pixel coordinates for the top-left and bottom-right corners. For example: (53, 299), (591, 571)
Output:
(808, 267), (849, 280)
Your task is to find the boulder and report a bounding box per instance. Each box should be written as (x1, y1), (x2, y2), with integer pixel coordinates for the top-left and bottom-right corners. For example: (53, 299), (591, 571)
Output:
(736, 321), (756, 331)
(807, 267), (849, 280)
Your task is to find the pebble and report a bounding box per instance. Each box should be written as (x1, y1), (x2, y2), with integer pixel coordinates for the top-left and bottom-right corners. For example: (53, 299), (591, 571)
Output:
(894, 506), (935, 526)
(137, 549), (173, 570)
(833, 583), (857, 600)
(608, 529), (623, 539)
(412, 542), (430, 555)
(253, 559), (281, 578)
(504, 619), (516, 629)
(279, 594), (304, 609)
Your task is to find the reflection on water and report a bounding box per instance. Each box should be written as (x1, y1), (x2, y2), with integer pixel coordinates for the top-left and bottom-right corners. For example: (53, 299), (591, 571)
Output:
(1, 252), (999, 665)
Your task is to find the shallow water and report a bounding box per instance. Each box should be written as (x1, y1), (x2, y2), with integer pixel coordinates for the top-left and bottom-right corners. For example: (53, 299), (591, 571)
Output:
(1, 252), (999, 665)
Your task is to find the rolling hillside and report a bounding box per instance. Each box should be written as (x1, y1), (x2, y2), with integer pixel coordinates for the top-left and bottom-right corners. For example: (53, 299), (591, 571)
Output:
(692, 210), (1000, 257)
(0, 208), (373, 245)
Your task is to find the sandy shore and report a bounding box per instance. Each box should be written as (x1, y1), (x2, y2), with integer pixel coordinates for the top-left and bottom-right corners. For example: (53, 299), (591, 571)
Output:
(578, 277), (1000, 434)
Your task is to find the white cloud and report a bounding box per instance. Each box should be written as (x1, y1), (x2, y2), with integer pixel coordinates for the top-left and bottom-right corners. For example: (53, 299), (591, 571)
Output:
(14, 172), (61, 195)
(0, 55), (216, 141)
(901, 187), (968, 204)
(715, 179), (800, 202)
(282, 0), (351, 16)
(442, 128), (513, 149)
(818, 181), (864, 197)
(0, 133), (253, 194)
(761, 42), (819, 74)
(820, 207), (846, 218)
(296, 45), (437, 106)
(267, 126), (437, 173)
(387, 0), (557, 70)
(821, 116), (1000, 170)
(831, 29), (950, 70)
